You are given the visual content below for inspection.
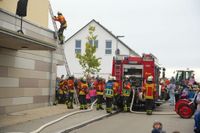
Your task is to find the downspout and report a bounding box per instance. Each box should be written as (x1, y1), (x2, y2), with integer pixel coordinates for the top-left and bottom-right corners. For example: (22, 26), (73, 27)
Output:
(49, 50), (53, 106)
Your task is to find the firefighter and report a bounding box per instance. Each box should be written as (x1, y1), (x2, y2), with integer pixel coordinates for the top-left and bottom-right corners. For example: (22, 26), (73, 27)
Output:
(54, 77), (61, 105)
(79, 77), (88, 110)
(105, 76), (114, 113)
(122, 75), (132, 112)
(66, 75), (75, 109)
(113, 76), (120, 110)
(142, 75), (156, 115)
(58, 76), (68, 103)
(53, 12), (67, 44)
(96, 77), (105, 110)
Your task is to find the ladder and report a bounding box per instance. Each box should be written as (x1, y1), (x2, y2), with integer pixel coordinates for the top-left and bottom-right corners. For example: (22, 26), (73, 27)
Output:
(48, 1), (71, 76)
(115, 64), (121, 81)
(48, 1), (79, 105)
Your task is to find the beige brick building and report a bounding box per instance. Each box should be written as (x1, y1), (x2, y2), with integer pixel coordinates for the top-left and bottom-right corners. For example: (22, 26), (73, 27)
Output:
(0, 0), (65, 114)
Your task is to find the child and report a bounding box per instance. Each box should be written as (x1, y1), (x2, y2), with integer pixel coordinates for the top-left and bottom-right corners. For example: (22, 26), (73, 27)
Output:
(152, 121), (166, 133)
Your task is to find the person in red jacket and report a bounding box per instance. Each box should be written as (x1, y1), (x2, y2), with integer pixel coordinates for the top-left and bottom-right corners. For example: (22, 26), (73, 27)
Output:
(143, 75), (156, 115)
(113, 76), (120, 110)
(96, 77), (105, 110)
(122, 76), (131, 112)
(66, 75), (75, 109)
(53, 12), (67, 44)
(79, 77), (88, 110)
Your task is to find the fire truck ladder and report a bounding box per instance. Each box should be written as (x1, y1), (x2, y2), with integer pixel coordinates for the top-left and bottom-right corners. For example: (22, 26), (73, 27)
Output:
(48, 1), (79, 105)
(115, 64), (121, 81)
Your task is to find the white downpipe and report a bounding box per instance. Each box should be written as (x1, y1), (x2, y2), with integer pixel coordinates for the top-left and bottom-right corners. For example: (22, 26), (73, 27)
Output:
(130, 89), (176, 115)
(30, 99), (97, 133)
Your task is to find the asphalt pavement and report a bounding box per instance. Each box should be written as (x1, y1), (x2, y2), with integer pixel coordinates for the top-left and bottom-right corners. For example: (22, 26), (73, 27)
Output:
(0, 102), (186, 133)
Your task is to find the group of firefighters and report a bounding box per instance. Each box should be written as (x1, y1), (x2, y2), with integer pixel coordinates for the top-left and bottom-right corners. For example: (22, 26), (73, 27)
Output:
(55, 74), (157, 115)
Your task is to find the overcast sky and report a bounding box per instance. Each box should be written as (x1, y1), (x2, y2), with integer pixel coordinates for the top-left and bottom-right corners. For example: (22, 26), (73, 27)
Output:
(50, 0), (200, 78)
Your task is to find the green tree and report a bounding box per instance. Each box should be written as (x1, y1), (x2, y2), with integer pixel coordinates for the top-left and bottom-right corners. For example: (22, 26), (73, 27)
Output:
(76, 26), (101, 77)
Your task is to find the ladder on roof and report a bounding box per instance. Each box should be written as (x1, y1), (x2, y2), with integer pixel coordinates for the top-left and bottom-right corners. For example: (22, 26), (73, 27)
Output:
(48, 1), (71, 76)
(115, 64), (121, 81)
(48, 1), (79, 106)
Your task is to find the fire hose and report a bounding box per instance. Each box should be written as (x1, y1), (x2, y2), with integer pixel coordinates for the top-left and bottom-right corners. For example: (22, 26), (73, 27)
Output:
(30, 99), (97, 133)
(130, 88), (176, 115)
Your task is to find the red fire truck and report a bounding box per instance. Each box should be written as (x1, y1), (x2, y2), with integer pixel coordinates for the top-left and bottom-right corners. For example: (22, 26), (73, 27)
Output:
(112, 53), (161, 110)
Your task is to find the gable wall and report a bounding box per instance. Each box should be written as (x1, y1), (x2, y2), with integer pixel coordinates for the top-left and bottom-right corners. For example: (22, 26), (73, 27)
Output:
(64, 21), (131, 79)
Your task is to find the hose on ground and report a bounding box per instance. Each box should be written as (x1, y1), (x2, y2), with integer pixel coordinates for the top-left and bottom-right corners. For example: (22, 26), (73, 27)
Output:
(30, 99), (97, 133)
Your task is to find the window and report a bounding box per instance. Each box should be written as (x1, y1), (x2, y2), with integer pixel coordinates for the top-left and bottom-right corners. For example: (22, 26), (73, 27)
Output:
(75, 40), (81, 54)
(94, 40), (98, 48)
(88, 40), (98, 48)
(105, 40), (112, 54)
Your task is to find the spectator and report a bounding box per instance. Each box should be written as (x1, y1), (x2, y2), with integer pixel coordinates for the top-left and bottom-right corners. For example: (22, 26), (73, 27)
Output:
(89, 87), (96, 103)
(167, 77), (176, 106)
(194, 85), (200, 133)
(151, 120), (166, 133)
(189, 74), (195, 86)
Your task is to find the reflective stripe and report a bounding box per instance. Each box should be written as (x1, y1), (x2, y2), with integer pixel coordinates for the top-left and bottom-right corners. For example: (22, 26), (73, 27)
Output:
(105, 89), (113, 97)
(97, 91), (103, 95)
(122, 89), (131, 96)
(69, 90), (74, 93)
(79, 91), (86, 95)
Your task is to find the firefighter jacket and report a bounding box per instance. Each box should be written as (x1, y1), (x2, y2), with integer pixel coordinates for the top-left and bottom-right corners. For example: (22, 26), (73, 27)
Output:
(122, 81), (131, 97)
(93, 80), (99, 90)
(67, 79), (74, 93)
(96, 81), (105, 95)
(79, 81), (88, 95)
(113, 81), (120, 96)
(105, 81), (113, 98)
(59, 79), (67, 94)
(143, 83), (156, 100)
(54, 15), (67, 27)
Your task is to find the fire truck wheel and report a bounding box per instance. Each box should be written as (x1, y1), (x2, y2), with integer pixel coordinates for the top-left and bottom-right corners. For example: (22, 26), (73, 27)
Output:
(178, 103), (195, 119)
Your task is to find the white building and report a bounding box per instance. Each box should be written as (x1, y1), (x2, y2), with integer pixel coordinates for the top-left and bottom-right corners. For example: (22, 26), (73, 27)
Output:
(63, 19), (139, 79)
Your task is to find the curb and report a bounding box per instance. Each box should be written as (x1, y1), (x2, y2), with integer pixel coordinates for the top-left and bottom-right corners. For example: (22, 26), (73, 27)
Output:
(60, 111), (118, 133)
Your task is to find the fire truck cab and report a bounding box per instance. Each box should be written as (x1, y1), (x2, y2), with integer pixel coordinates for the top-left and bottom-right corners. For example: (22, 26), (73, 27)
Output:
(112, 53), (161, 110)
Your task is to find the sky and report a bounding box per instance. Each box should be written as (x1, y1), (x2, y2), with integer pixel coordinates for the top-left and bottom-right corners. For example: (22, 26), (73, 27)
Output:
(49, 0), (200, 80)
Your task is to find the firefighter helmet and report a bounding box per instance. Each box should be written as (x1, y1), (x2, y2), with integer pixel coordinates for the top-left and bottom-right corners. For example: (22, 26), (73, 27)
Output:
(147, 76), (153, 82)
(57, 11), (62, 15)
(108, 75), (113, 81)
(82, 76), (86, 81)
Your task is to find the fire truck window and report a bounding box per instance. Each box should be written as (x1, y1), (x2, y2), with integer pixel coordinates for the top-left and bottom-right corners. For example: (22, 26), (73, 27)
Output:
(124, 69), (142, 77)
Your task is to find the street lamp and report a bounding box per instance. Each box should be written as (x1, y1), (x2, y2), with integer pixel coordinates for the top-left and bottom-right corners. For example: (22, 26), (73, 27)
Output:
(115, 35), (125, 56)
